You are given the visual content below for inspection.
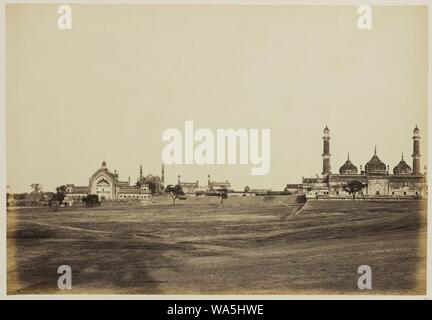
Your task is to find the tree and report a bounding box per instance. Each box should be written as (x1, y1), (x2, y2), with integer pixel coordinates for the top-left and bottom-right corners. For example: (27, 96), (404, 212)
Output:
(147, 181), (157, 195)
(343, 180), (365, 199)
(214, 188), (228, 205)
(82, 194), (100, 207)
(6, 193), (12, 207)
(137, 178), (160, 195)
(244, 185), (250, 193)
(16, 193), (28, 200)
(165, 184), (185, 205)
(50, 185), (67, 207)
(30, 183), (42, 193)
(30, 183), (43, 201)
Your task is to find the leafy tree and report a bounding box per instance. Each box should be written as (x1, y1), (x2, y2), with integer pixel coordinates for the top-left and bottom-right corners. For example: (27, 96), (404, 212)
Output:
(6, 193), (12, 207)
(82, 194), (100, 207)
(56, 185), (67, 197)
(215, 188), (228, 205)
(165, 184), (185, 205)
(343, 180), (365, 199)
(244, 185), (250, 193)
(50, 185), (67, 206)
(147, 181), (157, 195)
(16, 193), (28, 200)
(30, 183), (44, 201)
(30, 183), (42, 193)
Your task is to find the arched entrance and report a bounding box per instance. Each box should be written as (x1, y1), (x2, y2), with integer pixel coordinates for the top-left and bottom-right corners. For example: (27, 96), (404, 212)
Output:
(96, 178), (112, 200)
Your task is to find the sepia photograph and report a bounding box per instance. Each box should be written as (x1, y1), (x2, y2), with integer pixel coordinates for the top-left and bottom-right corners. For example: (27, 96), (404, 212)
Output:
(2, 2), (429, 299)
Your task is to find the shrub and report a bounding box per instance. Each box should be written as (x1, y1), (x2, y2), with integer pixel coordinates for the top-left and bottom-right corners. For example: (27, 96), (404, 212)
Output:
(82, 194), (101, 207)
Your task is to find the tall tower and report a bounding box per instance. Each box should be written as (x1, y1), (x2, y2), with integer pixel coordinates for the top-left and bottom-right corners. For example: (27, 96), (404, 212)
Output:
(412, 125), (421, 174)
(161, 164), (165, 183)
(139, 164), (143, 181)
(322, 125), (331, 175)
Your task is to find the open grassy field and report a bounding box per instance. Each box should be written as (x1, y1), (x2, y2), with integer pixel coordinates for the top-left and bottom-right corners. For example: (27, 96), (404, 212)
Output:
(7, 196), (427, 295)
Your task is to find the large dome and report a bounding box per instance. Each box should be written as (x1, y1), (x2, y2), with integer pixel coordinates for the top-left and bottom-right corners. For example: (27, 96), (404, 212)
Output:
(365, 148), (387, 174)
(339, 154), (358, 174)
(393, 154), (412, 175)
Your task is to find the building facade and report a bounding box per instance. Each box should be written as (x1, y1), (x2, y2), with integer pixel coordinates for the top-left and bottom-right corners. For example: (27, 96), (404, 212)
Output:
(301, 126), (427, 198)
(176, 174), (201, 194)
(176, 174), (232, 195)
(207, 174), (231, 191)
(65, 161), (165, 201)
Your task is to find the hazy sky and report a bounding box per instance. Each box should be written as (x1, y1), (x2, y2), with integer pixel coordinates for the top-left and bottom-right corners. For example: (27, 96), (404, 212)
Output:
(6, 5), (428, 193)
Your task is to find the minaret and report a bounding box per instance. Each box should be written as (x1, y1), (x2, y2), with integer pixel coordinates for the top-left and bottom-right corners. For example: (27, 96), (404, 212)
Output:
(161, 164), (165, 183)
(177, 174), (181, 184)
(139, 164), (143, 182)
(412, 125), (421, 174)
(322, 125), (331, 175)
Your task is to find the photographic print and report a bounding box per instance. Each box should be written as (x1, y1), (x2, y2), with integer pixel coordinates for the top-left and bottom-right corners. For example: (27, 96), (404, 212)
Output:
(3, 2), (429, 297)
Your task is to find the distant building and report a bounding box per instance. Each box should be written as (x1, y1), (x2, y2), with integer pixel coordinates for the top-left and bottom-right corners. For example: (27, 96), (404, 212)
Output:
(137, 164), (164, 195)
(65, 185), (88, 200)
(299, 126), (427, 198)
(177, 175), (200, 194)
(250, 189), (272, 195)
(65, 161), (165, 201)
(284, 184), (303, 194)
(207, 175), (231, 191)
(173, 174), (232, 195)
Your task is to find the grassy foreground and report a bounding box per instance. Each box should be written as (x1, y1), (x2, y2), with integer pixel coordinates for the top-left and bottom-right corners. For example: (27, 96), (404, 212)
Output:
(7, 197), (427, 295)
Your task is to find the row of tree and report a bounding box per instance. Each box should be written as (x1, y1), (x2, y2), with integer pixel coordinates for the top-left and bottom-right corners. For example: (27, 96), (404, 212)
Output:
(78, 180), (363, 207)
(165, 184), (228, 205)
(11, 179), (366, 208)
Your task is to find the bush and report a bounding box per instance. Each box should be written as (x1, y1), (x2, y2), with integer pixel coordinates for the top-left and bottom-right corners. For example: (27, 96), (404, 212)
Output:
(296, 195), (306, 203)
(82, 194), (101, 207)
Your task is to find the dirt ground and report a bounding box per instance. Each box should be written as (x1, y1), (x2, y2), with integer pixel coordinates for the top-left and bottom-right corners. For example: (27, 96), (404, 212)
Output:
(7, 197), (427, 295)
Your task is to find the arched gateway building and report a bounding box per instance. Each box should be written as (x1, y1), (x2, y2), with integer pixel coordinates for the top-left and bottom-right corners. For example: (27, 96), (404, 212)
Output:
(299, 126), (427, 198)
(65, 162), (165, 201)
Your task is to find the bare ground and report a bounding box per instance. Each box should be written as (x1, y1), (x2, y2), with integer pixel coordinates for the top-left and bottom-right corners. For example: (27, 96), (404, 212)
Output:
(7, 197), (427, 295)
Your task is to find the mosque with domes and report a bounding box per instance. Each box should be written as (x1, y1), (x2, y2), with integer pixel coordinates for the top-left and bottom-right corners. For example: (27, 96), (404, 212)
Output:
(299, 125), (427, 198)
